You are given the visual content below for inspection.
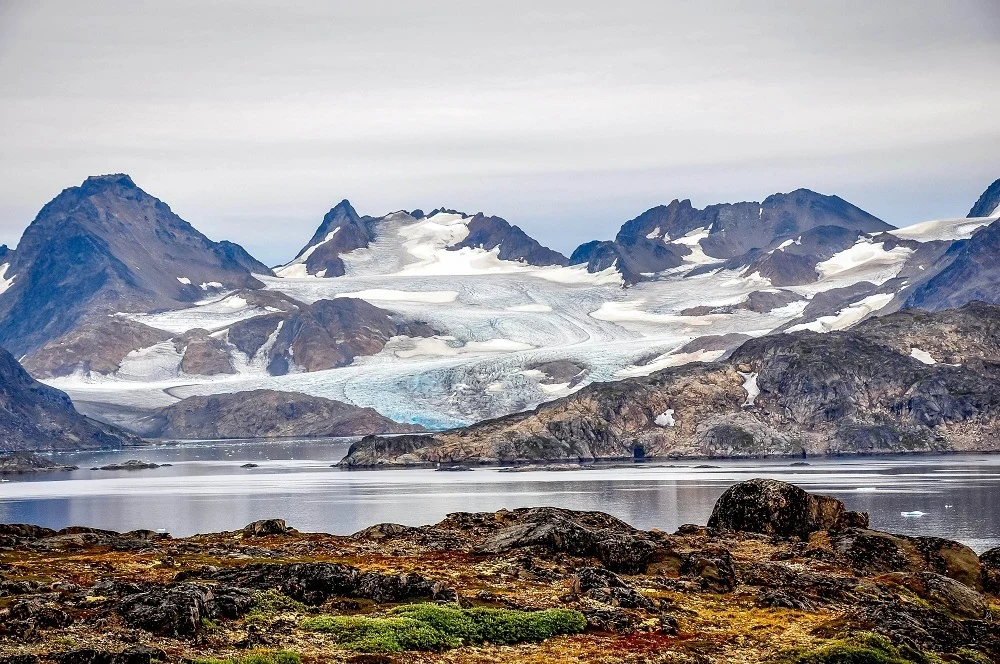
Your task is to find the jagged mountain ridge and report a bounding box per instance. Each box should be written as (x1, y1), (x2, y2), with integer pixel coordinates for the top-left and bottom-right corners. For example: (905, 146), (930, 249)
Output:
(3, 174), (999, 441)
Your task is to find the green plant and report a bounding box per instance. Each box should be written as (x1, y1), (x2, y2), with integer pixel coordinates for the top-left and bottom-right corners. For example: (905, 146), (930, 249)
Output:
(784, 633), (944, 664)
(245, 589), (306, 623)
(301, 603), (587, 653)
(193, 650), (301, 664)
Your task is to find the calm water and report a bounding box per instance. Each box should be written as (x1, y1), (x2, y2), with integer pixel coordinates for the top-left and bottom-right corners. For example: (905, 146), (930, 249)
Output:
(2, 440), (999, 553)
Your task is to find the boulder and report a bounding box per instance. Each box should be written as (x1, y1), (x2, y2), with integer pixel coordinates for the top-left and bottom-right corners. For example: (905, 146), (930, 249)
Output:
(829, 529), (981, 589)
(571, 567), (654, 609)
(679, 547), (738, 592)
(118, 583), (252, 637)
(884, 572), (987, 620)
(242, 519), (290, 537)
(980, 546), (1000, 594)
(708, 479), (867, 539)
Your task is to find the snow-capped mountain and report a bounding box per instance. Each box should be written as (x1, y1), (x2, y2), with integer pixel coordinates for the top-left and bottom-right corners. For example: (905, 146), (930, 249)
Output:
(968, 178), (1000, 218)
(275, 203), (569, 278)
(0, 174), (270, 359)
(569, 189), (891, 284)
(4, 174), (999, 438)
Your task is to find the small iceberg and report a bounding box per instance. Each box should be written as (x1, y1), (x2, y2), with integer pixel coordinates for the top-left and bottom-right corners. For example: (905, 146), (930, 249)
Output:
(900, 511), (926, 518)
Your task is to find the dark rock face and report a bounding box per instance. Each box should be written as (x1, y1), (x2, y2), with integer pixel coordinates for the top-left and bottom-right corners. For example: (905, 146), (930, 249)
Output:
(968, 177), (1000, 218)
(137, 389), (421, 440)
(707, 479), (861, 539)
(118, 583), (253, 636)
(473, 507), (656, 574)
(571, 567), (654, 609)
(980, 546), (1000, 594)
(228, 297), (433, 375)
(571, 189), (889, 282)
(22, 318), (171, 378)
(905, 219), (1000, 310)
(282, 199), (379, 277)
(448, 213), (568, 266)
(242, 519), (290, 536)
(830, 529), (981, 589)
(341, 303), (1000, 466)
(0, 346), (139, 452)
(0, 451), (78, 475)
(0, 174), (266, 358)
(175, 330), (236, 376)
(205, 562), (452, 606)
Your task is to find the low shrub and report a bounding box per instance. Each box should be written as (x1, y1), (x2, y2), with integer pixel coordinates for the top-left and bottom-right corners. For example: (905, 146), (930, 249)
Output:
(301, 603), (587, 653)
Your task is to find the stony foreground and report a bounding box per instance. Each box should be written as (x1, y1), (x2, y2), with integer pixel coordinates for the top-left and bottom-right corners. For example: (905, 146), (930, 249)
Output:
(1, 479), (999, 663)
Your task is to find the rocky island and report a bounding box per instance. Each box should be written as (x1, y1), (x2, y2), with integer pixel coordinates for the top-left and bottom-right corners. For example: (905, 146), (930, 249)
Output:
(1, 479), (997, 663)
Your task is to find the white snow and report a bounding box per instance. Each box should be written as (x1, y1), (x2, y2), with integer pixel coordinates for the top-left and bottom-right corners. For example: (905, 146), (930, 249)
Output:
(505, 303), (553, 312)
(776, 239), (794, 251)
(645, 227), (662, 239)
(200, 281), (223, 290)
(654, 409), (675, 427)
(617, 349), (727, 378)
(739, 371), (759, 407)
(815, 239), (913, 283)
(910, 348), (937, 365)
(384, 336), (534, 359)
(0, 263), (14, 295)
(786, 293), (895, 333)
(591, 300), (715, 326)
(336, 289), (458, 304)
(890, 217), (993, 242)
(176, 277), (192, 285)
(275, 228), (341, 277)
(123, 294), (277, 334)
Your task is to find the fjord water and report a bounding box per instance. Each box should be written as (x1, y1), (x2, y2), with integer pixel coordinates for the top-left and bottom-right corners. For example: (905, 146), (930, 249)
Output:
(1, 440), (998, 552)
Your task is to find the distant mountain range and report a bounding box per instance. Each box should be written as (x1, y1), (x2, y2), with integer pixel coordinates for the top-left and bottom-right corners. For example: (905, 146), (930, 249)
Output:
(1, 173), (999, 451)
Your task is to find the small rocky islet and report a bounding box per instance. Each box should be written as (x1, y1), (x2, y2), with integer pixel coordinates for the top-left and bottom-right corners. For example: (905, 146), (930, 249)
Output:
(1, 479), (998, 663)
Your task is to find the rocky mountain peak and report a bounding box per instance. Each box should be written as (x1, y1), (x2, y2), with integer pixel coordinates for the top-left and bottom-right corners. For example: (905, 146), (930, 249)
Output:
(968, 178), (1000, 218)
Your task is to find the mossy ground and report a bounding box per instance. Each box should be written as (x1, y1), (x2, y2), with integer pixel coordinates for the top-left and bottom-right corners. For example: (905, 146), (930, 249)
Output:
(301, 604), (587, 652)
(0, 526), (995, 664)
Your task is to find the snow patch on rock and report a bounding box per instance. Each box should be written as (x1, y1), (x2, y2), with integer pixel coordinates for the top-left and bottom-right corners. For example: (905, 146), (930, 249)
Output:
(654, 409), (675, 427)
(910, 348), (937, 365)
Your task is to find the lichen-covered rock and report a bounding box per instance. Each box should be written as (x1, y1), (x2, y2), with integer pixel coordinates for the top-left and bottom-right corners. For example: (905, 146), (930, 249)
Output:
(980, 546), (1000, 594)
(707, 478), (857, 539)
(571, 567), (654, 609)
(829, 529), (981, 589)
(118, 583), (252, 637)
(242, 519), (290, 537)
(884, 572), (987, 619)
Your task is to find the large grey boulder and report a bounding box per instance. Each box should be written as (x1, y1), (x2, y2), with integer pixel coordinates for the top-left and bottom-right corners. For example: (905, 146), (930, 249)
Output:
(707, 478), (866, 539)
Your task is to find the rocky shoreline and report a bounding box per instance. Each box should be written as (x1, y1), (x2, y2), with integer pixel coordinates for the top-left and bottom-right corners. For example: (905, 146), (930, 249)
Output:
(1, 479), (998, 663)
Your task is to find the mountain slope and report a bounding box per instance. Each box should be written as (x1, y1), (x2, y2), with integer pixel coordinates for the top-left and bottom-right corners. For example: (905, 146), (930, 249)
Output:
(968, 178), (1000, 218)
(570, 190), (891, 283)
(275, 199), (379, 278)
(136, 389), (425, 439)
(0, 174), (268, 358)
(341, 302), (1000, 465)
(0, 345), (139, 452)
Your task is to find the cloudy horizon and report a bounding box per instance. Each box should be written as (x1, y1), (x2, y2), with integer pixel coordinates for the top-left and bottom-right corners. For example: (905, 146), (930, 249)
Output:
(1, 0), (998, 265)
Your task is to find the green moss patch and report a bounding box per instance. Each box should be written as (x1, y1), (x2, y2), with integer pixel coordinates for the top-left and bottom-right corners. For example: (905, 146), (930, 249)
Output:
(784, 633), (944, 664)
(193, 650), (302, 664)
(301, 603), (587, 653)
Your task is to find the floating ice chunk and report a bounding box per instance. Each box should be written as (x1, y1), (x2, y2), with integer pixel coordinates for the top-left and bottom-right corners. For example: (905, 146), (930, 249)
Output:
(910, 348), (937, 365)
(176, 277), (192, 285)
(654, 409), (675, 427)
(900, 511), (926, 518)
(739, 371), (759, 407)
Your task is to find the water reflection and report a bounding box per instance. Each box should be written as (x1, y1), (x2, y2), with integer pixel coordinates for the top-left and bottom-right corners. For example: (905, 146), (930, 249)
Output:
(1, 441), (999, 552)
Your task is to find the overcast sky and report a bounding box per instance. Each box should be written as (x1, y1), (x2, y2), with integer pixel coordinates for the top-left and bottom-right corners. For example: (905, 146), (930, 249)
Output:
(1, 1), (998, 265)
